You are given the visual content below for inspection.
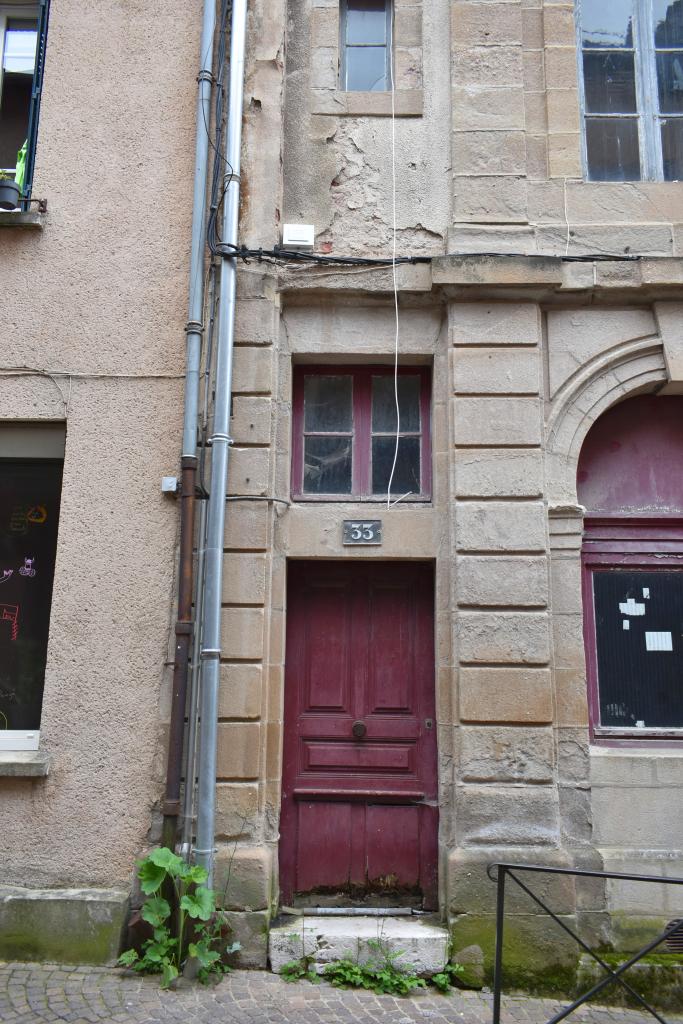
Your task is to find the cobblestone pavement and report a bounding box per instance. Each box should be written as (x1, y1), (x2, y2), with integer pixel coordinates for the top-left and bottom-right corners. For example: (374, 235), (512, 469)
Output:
(0, 963), (680, 1024)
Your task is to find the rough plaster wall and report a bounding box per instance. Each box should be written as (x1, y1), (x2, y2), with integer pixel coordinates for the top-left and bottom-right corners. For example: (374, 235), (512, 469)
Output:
(0, 0), (199, 887)
(283, 0), (450, 256)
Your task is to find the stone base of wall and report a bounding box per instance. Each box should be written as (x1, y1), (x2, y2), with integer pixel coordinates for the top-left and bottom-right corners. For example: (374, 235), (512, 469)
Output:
(0, 886), (128, 965)
(577, 955), (683, 1012)
(223, 910), (270, 969)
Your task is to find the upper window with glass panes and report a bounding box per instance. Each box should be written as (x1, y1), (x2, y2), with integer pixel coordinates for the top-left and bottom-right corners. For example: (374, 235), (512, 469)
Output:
(577, 0), (683, 180)
(291, 366), (431, 501)
(340, 0), (392, 92)
(0, 7), (38, 175)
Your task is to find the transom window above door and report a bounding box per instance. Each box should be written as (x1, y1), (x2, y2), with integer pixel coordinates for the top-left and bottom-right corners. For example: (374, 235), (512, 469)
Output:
(291, 365), (431, 500)
(576, 0), (683, 180)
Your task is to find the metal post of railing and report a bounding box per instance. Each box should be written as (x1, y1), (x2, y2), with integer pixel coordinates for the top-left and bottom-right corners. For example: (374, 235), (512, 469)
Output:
(492, 865), (506, 1024)
(487, 862), (683, 1024)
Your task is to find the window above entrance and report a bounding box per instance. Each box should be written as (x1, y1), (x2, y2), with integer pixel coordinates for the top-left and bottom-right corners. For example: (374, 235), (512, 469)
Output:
(291, 365), (431, 501)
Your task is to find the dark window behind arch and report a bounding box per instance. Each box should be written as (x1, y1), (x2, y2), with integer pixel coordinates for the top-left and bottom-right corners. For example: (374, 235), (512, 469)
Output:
(578, 395), (683, 739)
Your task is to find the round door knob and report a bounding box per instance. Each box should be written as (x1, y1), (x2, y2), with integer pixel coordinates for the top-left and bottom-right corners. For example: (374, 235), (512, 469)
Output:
(352, 720), (367, 739)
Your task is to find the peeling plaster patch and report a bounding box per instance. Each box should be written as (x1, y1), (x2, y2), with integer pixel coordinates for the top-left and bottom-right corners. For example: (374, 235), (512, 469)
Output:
(619, 598), (645, 616)
(317, 122), (444, 256)
(645, 631), (673, 651)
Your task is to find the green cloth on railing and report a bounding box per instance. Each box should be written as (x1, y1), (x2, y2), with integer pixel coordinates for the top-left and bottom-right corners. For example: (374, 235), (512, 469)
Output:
(14, 140), (27, 191)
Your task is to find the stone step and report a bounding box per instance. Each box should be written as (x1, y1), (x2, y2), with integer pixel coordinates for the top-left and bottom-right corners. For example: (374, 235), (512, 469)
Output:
(268, 914), (449, 976)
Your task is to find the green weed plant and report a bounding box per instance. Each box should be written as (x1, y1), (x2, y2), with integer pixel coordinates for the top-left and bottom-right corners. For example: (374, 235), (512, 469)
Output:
(117, 847), (240, 987)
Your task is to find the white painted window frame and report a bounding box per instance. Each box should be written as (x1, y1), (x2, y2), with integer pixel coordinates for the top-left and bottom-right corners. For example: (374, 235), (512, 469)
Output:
(0, 2), (39, 174)
(576, 0), (683, 181)
(339, 0), (393, 93)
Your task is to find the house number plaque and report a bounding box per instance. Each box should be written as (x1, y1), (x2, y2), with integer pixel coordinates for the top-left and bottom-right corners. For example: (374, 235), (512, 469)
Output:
(342, 520), (382, 545)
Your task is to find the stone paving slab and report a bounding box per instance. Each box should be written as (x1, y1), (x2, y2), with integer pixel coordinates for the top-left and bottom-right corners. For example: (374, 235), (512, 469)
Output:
(1, 962), (681, 1024)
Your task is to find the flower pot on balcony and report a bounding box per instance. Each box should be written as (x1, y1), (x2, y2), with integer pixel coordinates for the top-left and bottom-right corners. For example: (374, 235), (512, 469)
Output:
(0, 179), (21, 211)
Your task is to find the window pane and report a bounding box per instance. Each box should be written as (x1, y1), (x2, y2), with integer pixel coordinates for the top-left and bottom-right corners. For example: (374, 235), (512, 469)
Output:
(581, 0), (634, 48)
(583, 51), (637, 113)
(593, 571), (683, 729)
(654, 0), (683, 48)
(372, 436), (420, 495)
(345, 46), (387, 91)
(661, 118), (683, 179)
(585, 117), (641, 180)
(0, 461), (63, 732)
(0, 73), (32, 168)
(3, 21), (37, 74)
(304, 375), (353, 432)
(304, 436), (352, 494)
(346, 1), (387, 46)
(656, 52), (683, 113)
(372, 375), (421, 433)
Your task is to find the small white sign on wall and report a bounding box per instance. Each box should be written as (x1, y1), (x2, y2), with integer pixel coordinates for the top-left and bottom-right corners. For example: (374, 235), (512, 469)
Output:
(645, 631), (673, 652)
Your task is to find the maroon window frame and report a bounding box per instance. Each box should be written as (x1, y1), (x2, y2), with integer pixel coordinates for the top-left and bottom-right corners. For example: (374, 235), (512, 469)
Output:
(582, 516), (683, 745)
(291, 365), (432, 501)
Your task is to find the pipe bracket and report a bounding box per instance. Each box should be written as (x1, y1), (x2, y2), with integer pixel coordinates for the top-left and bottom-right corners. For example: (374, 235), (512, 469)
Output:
(209, 432), (234, 445)
(185, 320), (204, 335)
(200, 648), (221, 660)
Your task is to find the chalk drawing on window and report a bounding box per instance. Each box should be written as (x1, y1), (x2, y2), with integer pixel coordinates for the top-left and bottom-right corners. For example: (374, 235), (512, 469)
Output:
(0, 570), (12, 583)
(18, 557), (36, 577)
(9, 506), (27, 533)
(27, 505), (47, 525)
(0, 604), (19, 640)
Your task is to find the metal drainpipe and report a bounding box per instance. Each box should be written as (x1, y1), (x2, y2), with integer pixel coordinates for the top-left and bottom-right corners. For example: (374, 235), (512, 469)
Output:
(195, 0), (249, 884)
(161, 0), (216, 850)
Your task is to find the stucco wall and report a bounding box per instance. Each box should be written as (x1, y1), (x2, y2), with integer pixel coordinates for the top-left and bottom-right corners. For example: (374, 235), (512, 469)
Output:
(0, 0), (199, 887)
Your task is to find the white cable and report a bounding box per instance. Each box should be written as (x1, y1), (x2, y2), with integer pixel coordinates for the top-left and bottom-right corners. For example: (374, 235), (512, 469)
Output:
(386, 27), (408, 509)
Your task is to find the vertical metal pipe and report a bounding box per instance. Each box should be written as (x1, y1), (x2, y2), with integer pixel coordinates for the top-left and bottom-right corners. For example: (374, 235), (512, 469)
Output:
(492, 866), (506, 1024)
(195, 0), (249, 884)
(180, 265), (218, 857)
(161, 0), (216, 848)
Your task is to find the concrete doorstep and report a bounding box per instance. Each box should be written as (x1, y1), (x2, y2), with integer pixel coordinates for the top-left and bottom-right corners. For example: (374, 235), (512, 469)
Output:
(268, 914), (449, 976)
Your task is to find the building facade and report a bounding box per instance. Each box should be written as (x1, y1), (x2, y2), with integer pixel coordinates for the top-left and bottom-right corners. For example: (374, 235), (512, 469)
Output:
(1, 0), (683, 984)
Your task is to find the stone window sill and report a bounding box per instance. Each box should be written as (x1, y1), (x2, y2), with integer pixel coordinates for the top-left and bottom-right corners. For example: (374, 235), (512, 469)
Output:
(311, 89), (423, 118)
(0, 211), (44, 230)
(0, 750), (50, 777)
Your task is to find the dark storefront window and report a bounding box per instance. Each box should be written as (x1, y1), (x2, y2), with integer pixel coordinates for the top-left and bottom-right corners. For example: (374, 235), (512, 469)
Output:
(0, 444), (63, 749)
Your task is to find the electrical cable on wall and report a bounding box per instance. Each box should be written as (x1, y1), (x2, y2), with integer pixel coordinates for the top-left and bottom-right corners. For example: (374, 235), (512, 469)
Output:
(222, 245), (642, 266)
(386, 25), (411, 509)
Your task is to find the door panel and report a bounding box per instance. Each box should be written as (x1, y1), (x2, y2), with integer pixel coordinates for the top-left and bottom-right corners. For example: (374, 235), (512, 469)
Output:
(280, 561), (438, 907)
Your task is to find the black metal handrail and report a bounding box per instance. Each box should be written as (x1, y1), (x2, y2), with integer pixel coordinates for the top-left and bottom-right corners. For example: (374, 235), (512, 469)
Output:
(487, 862), (683, 1024)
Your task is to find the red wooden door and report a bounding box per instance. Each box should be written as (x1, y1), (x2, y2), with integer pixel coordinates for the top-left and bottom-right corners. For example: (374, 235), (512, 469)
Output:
(279, 561), (438, 908)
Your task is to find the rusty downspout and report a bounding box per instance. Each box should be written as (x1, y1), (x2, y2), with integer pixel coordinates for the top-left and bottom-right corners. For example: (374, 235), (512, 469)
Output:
(161, 0), (216, 849)
(161, 456), (197, 847)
